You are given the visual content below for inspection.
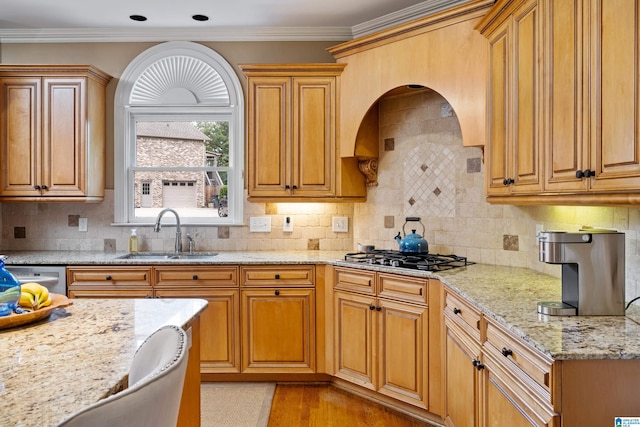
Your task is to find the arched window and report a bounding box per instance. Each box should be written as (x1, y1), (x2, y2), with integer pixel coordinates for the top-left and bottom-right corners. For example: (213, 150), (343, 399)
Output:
(114, 41), (244, 225)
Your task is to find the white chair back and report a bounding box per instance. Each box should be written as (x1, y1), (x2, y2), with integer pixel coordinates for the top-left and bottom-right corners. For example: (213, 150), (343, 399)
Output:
(56, 325), (189, 427)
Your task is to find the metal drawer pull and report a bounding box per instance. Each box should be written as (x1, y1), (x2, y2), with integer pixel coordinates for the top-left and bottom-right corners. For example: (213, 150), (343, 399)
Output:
(275, 290), (280, 296)
(501, 347), (513, 357)
(275, 274), (280, 279)
(192, 275), (198, 280)
(106, 275), (112, 280)
(472, 359), (485, 370)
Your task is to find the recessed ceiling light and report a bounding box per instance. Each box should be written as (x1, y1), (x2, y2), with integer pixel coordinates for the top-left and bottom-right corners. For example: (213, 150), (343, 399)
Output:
(130, 15), (147, 22)
(192, 14), (209, 22)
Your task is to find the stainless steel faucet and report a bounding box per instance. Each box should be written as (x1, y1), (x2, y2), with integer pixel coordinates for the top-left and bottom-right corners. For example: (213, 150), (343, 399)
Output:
(153, 208), (182, 253)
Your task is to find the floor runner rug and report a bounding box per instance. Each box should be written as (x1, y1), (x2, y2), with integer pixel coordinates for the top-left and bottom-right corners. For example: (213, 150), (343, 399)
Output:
(201, 382), (275, 427)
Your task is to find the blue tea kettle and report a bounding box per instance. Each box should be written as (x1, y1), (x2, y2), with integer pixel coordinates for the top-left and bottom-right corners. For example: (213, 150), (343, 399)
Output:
(395, 217), (429, 254)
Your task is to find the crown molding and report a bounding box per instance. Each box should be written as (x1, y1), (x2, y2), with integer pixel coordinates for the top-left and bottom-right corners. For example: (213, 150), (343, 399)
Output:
(0, 26), (354, 43)
(352, 0), (472, 38)
(0, 1), (470, 43)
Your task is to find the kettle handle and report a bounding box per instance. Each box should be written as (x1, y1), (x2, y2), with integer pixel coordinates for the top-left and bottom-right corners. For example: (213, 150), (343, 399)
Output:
(402, 217), (425, 236)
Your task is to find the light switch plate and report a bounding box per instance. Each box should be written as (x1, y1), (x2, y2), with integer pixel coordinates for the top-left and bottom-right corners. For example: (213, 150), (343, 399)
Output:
(249, 216), (271, 232)
(332, 216), (348, 233)
(78, 217), (88, 232)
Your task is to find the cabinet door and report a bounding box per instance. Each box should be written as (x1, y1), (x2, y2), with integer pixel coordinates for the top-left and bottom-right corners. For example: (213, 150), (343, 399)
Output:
(241, 288), (315, 373)
(486, 20), (511, 195)
(377, 298), (429, 409)
(42, 77), (86, 196)
(0, 77), (42, 197)
(589, 0), (640, 191)
(481, 352), (558, 427)
(511, 0), (543, 194)
(444, 317), (481, 427)
(291, 77), (335, 196)
(155, 287), (241, 374)
(246, 76), (291, 197)
(333, 290), (377, 390)
(485, 0), (543, 196)
(545, 0), (588, 192)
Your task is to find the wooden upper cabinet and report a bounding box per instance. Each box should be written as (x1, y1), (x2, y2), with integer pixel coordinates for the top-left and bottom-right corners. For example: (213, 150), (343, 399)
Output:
(0, 65), (111, 201)
(241, 64), (365, 202)
(483, 0), (543, 196)
(588, 0), (640, 191)
(481, 0), (640, 204)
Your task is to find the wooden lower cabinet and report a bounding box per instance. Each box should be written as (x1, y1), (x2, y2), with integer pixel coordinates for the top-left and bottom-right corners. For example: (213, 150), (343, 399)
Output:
(443, 289), (483, 427)
(155, 288), (240, 374)
(444, 288), (559, 427)
(241, 288), (315, 373)
(333, 268), (431, 410)
(444, 315), (481, 427)
(154, 266), (240, 374)
(67, 266), (153, 298)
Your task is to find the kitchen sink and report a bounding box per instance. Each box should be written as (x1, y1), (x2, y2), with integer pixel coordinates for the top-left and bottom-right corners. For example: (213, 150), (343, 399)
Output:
(116, 252), (218, 260)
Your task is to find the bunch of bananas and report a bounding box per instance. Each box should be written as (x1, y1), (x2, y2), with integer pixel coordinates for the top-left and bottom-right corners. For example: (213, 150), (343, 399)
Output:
(19, 282), (52, 311)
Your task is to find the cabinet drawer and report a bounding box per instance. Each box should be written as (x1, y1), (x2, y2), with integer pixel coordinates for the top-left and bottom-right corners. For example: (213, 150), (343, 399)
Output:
(68, 267), (152, 285)
(240, 265), (314, 287)
(378, 273), (428, 305)
(334, 267), (376, 295)
(444, 291), (482, 341)
(154, 266), (238, 287)
(485, 317), (553, 392)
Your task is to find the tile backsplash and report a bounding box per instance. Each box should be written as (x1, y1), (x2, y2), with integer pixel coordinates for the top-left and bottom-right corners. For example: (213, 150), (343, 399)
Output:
(1, 86), (640, 304)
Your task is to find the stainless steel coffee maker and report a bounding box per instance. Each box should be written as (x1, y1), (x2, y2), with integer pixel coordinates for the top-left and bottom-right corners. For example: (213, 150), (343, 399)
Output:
(537, 230), (625, 316)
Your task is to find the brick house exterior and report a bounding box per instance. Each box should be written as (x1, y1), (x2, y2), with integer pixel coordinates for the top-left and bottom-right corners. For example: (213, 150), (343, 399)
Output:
(134, 122), (211, 208)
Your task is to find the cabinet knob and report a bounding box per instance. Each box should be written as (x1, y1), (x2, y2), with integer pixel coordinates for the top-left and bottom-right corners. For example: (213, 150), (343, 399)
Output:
(472, 359), (485, 370)
(275, 289), (280, 296)
(275, 274), (280, 279)
(34, 185), (40, 190)
(453, 307), (462, 315)
(376, 306), (382, 311)
(106, 275), (112, 280)
(292, 185), (298, 190)
(576, 169), (595, 179)
(284, 185), (290, 190)
(192, 275), (198, 280)
(41, 185), (48, 190)
(502, 178), (514, 186)
(501, 347), (513, 357)
(369, 304), (375, 310)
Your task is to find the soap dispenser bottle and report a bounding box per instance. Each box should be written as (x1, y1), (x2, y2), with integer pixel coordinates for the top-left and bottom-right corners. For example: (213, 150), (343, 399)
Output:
(129, 229), (139, 253)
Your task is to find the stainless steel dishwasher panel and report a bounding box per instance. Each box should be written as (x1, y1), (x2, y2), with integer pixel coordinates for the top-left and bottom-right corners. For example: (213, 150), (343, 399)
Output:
(6, 265), (67, 296)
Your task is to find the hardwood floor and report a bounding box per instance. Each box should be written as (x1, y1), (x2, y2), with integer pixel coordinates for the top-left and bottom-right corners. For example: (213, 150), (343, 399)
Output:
(267, 383), (438, 427)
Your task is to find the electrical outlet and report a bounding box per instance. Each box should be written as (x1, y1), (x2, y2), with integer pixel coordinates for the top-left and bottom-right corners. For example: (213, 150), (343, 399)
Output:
(249, 216), (271, 232)
(283, 216), (293, 232)
(78, 217), (88, 232)
(332, 216), (349, 233)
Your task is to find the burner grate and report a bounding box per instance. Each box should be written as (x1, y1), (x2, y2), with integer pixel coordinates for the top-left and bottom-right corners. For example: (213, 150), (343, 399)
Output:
(344, 250), (473, 271)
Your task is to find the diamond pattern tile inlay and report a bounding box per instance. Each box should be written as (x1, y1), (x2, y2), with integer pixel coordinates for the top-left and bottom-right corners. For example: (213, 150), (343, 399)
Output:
(404, 143), (456, 217)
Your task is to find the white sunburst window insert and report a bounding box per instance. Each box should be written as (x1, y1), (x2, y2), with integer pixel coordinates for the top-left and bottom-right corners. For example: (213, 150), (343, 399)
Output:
(114, 42), (244, 226)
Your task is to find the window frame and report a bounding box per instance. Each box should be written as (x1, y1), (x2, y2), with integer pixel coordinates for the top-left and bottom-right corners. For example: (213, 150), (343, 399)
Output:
(114, 41), (244, 226)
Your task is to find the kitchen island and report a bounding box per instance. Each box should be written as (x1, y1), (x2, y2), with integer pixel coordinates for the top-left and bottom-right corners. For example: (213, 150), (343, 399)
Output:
(0, 298), (207, 427)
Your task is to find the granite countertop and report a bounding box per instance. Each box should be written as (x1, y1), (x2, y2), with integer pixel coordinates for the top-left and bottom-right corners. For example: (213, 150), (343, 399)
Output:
(1, 250), (347, 265)
(0, 298), (207, 427)
(4, 250), (640, 361)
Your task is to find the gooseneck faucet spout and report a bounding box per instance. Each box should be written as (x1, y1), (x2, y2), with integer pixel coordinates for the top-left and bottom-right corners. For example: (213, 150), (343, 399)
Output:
(154, 208), (182, 253)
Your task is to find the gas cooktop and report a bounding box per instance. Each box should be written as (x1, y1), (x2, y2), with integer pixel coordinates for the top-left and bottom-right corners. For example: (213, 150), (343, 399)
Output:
(344, 250), (473, 271)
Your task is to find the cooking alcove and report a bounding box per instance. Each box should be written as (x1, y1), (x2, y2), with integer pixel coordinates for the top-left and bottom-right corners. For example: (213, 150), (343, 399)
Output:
(353, 84), (458, 188)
